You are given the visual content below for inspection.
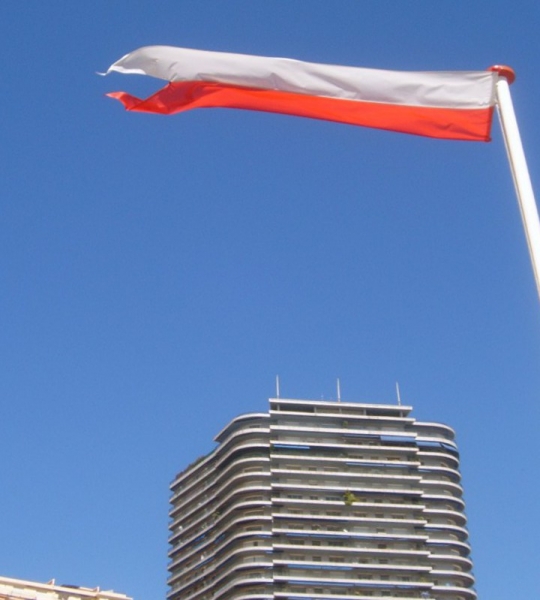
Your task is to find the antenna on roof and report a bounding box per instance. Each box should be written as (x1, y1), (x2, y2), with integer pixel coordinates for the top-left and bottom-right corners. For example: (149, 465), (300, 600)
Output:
(337, 378), (341, 402)
(396, 382), (402, 406)
(276, 375), (280, 398)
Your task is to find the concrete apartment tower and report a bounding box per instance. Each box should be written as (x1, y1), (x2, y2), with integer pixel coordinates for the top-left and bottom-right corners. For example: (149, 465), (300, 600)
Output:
(168, 398), (475, 600)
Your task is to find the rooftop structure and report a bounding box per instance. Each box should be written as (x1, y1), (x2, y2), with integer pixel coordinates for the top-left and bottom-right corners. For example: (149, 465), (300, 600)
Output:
(168, 398), (475, 600)
(0, 577), (131, 600)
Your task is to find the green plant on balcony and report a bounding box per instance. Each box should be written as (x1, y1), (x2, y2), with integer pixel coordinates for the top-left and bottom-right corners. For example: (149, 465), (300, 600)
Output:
(344, 490), (359, 505)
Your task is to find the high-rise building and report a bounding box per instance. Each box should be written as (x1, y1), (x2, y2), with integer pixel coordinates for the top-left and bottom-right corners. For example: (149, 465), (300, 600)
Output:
(168, 398), (475, 600)
(0, 576), (131, 600)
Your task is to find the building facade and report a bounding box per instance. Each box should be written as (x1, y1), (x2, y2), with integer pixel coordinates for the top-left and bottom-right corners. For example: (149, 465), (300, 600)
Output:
(168, 398), (475, 600)
(0, 577), (131, 600)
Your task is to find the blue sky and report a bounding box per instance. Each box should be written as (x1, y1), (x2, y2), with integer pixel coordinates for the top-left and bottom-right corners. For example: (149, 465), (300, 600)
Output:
(1, 2), (540, 599)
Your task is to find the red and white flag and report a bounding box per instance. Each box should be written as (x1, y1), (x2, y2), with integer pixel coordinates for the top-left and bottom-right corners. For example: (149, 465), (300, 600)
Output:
(104, 46), (497, 141)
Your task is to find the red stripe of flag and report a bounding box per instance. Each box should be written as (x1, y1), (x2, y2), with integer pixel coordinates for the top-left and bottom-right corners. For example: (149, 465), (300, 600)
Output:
(108, 81), (493, 141)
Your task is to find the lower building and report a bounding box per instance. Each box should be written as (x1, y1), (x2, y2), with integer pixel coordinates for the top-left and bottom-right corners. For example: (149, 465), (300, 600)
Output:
(168, 397), (475, 600)
(0, 577), (131, 600)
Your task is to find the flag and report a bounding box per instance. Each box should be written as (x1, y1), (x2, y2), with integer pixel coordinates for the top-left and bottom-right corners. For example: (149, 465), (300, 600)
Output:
(104, 46), (497, 141)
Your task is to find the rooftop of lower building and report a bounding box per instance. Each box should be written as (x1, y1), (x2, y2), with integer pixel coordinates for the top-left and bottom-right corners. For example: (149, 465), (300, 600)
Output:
(0, 576), (131, 600)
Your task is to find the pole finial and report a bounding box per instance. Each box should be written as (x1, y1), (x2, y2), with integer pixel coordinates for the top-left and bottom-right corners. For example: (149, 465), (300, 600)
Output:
(489, 65), (516, 84)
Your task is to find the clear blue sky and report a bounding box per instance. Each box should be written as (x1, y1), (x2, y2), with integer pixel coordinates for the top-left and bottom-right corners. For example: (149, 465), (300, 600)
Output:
(1, 2), (539, 599)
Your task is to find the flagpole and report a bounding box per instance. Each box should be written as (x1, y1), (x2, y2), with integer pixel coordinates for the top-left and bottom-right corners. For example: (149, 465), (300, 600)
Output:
(490, 65), (540, 302)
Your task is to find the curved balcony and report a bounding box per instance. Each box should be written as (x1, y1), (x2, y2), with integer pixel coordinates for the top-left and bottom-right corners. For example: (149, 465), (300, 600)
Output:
(170, 510), (271, 558)
(422, 507), (467, 526)
(170, 503), (272, 563)
(273, 481), (424, 500)
(170, 552), (273, 598)
(273, 541), (430, 559)
(273, 592), (427, 600)
(414, 421), (456, 440)
(421, 474), (463, 489)
(171, 496), (273, 545)
(214, 413), (269, 443)
(429, 552), (473, 570)
(431, 583), (477, 599)
(171, 457), (270, 518)
(425, 536), (471, 556)
(430, 569), (475, 586)
(272, 468), (422, 485)
(415, 434), (458, 452)
(273, 525), (428, 544)
(421, 493), (465, 511)
(419, 464), (462, 482)
(172, 424), (269, 490)
(171, 441), (269, 499)
(423, 523), (470, 543)
(177, 571), (273, 600)
(273, 578), (434, 599)
(172, 444), (270, 507)
(417, 452), (460, 470)
(271, 438), (419, 457)
(170, 470), (271, 524)
(273, 511), (426, 529)
(168, 534), (273, 583)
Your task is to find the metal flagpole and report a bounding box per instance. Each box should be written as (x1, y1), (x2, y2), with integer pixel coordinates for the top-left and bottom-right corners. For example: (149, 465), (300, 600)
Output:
(490, 65), (540, 303)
